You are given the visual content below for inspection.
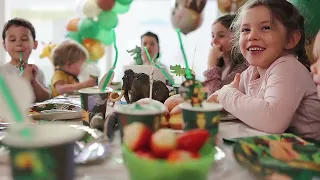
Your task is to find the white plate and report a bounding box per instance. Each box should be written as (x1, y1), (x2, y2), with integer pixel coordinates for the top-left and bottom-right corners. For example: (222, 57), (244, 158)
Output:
(220, 114), (237, 121)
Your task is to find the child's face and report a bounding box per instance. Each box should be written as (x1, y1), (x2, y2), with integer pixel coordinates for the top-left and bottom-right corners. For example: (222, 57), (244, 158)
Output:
(211, 22), (232, 54)
(239, 5), (288, 69)
(67, 59), (85, 76)
(2, 25), (38, 62)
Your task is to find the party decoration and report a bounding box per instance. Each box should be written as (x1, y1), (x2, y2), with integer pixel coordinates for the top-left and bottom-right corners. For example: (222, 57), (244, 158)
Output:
(290, 0), (320, 63)
(97, 0), (115, 10)
(39, 42), (57, 63)
(171, 0), (206, 35)
(83, 38), (105, 61)
(18, 52), (25, 75)
(111, 1), (131, 14)
(66, 0), (134, 64)
(66, 31), (83, 44)
(78, 18), (99, 38)
(66, 18), (80, 32)
(117, 0), (133, 5)
(127, 46), (143, 65)
(95, 28), (114, 45)
(179, 77), (207, 107)
(83, 0), (103, 18)
(101, 30), (118, 91)
(290, 0), (320, 39)
(97, 11), (118, 29)
(217, 0), (247, 14)
(0, 73), (34, 137)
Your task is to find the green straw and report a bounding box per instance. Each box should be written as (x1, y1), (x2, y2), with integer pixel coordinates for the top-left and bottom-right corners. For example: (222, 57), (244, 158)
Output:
(19, 52), (24, 75)
(0, 74), (30, 137)
(176, 28), (192, 79)
(143, 46), (174, 85)
(102, 29), (118, 91)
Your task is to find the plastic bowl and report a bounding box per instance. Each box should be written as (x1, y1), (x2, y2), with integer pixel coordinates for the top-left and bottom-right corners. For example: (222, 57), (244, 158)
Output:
(122, 143), (214, 180)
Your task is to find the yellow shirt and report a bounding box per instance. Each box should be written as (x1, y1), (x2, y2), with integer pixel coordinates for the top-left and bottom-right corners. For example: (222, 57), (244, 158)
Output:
(51, 69), (79, 97)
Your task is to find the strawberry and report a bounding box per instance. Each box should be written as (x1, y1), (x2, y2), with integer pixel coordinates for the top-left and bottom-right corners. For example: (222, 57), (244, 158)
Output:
(177, 129), (210, 153)
(123, 122), (152, 151)
(167, 150), (200, 163)
(150, 129), (177, 158)
(136, 150), (155, 160)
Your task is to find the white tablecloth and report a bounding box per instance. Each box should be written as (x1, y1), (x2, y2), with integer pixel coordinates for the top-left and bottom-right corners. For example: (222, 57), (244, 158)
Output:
(0, 118), (268, 180)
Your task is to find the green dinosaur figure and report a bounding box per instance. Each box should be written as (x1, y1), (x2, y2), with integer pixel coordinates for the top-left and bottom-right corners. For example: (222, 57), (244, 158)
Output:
(170, 64), (186, 77)
(126, 45), (143, 65)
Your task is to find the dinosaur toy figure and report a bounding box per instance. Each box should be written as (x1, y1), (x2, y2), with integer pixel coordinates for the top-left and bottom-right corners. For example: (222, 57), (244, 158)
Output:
(126, 45), (143, 65)
(39, 42), (57, 63)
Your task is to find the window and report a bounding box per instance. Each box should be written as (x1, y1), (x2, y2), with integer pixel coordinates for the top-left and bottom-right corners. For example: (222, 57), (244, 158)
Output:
(5, 0), (218, 86)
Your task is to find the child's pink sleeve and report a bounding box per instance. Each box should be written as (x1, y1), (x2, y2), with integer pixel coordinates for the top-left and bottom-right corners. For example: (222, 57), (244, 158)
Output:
(217, 64), (305, 134)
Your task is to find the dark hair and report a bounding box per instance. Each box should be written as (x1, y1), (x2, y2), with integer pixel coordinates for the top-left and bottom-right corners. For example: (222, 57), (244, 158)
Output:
(212, 14), (246, 70)
(141, 31), (160, 59)
(231, 0), (310, 71)
(2, 18), (36, 41)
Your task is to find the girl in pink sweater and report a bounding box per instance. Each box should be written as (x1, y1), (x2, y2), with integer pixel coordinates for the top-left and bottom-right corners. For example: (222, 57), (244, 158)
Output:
(204, 14), (248, 96)
(209, 0), (320, 140)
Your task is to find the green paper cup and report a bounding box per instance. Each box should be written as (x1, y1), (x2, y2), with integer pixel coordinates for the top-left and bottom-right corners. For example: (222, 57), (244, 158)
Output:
(180, 102), (223, 145)
(114, 101), (166, 140)
(1, 124), (85, 180)
(122, 143), (214, 180)
(79, 86), (113, 126)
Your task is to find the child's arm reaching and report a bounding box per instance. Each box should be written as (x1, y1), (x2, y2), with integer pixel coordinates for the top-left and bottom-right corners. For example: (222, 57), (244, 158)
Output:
(218, 62), (308, 134)
(54, 78), (96, 95)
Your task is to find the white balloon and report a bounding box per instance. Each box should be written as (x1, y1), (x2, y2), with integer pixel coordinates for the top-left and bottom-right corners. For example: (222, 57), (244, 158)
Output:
(83, 0), (102, 18)
(76, 0), (87, 18)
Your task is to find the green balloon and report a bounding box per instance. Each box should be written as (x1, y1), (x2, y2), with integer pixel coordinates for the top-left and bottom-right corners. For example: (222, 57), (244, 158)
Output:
(290, 0), (320, 38)
(65, 31), (82, 44)
(116, 0), (133, 5)
(112, 1), (131, 14)
(78, 18), (99, 39)
(98, 11), (118, 29)
(95, 28), (114, 45)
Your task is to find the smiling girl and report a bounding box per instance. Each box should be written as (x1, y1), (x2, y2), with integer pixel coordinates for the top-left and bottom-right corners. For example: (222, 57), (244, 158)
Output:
(209, 0), (320, 140)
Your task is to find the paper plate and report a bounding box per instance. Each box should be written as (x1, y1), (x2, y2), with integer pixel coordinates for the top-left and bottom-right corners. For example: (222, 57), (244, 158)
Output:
(233, 134), (320, 179)
(29, 103), (82, 120)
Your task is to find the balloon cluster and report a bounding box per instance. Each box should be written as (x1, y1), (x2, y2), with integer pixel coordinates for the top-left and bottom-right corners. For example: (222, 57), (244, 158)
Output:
(171, 0), (207, 35)
(65, 0), (133, 62)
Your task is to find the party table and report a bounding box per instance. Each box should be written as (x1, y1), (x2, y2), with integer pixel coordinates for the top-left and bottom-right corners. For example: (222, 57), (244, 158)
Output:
(0, 98), (268, 180)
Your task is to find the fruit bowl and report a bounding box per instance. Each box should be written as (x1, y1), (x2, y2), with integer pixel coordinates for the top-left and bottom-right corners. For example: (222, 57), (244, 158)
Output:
(122, 143), (214, 180)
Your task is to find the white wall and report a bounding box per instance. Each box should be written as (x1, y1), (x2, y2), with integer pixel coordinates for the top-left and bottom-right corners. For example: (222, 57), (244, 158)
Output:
(0, 0), (6, 65)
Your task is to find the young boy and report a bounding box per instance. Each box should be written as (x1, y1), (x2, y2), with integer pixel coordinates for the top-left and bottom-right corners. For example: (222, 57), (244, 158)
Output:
(51, 40), (96, 97)
(0, 18), (50, 102)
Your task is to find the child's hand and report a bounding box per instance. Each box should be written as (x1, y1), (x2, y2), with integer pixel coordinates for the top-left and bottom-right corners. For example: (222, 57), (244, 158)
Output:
(207, 94), (219, 103)
(208, 44), (224, 68)
(22, 65), (34, 82)
(85, 77), (97, 87)
(229, 73), (241, 89)
(30, 64), (38, 78)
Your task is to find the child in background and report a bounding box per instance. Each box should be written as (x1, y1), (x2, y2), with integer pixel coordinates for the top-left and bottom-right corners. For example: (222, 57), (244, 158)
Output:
(51, 40), (96, 97)
(203, 14), (248, 95)
(208, 0), (320, 140)
(0, 18), (50, 102)
(311, 31), (320, 96)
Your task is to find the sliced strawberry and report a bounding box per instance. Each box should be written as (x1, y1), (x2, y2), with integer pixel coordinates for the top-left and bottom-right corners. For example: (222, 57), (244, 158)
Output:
(136, 150), (155, 160)
(177, 129), (210, 153)
(123, 122), (152, 151)
(150, 129), (177, 158)
(167, 150), (200, 163)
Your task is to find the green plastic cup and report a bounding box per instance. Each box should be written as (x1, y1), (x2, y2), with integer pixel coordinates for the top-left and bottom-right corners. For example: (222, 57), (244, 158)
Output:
(114, 101), (166, 140)
(122, 143), (214, 180)
(180, 102), (223, 145)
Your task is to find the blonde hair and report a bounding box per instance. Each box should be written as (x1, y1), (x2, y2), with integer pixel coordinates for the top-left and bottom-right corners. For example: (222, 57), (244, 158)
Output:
(52, 40), (88, 67)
